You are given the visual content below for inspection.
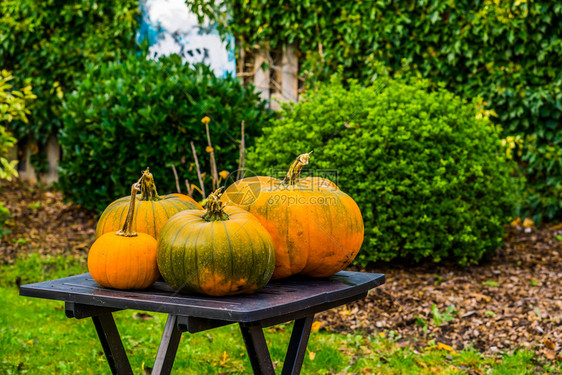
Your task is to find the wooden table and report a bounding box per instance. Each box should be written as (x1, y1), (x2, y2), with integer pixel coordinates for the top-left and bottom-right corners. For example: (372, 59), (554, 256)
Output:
(19, 271), (385, 375)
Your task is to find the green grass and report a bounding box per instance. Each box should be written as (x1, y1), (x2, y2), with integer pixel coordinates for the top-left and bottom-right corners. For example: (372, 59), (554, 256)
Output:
(1, 254), (560, 374)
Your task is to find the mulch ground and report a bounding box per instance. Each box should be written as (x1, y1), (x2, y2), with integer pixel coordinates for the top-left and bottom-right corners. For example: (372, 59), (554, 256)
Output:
(1, 180), (561, 363)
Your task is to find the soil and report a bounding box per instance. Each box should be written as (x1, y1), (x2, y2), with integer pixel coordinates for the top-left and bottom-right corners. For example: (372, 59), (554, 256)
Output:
(1, 180), (560, 363)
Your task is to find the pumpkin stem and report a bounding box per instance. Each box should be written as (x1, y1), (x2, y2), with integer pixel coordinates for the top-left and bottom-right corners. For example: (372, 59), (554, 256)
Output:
(282, 151), (313, 185)
(116, 176), (143, 237)
(202, 188), (230, 222)
(140, 167), (161, 201)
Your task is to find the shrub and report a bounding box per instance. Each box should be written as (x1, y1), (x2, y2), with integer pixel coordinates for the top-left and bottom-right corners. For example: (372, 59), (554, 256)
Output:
(246, 76), (519, 265)
(0, 0), (139, 144)
(59, 53), (272, 213)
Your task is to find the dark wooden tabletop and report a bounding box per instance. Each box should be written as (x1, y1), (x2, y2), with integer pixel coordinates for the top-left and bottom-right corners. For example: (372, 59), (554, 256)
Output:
(19, 271), (385, 324)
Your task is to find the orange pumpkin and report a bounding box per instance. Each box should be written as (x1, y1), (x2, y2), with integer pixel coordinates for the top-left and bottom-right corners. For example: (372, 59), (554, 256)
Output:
(88, 180), (159, 289)
(96, 168), (203, 239)
(223, 151), (364, 279)
(157, 188), (275, 296)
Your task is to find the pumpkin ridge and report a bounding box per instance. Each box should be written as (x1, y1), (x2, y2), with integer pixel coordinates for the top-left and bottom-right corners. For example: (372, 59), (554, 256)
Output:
(167, 216), (199, 289)
(307, 189), (343, 276)
(220, 221), (235, 294)
(320, 188), (341, 251)
(237, 222), (257, 288)
(103, 236), (111, 287)
(253, 221), (272, 286)
(157, 214), (181, 242)
(208, 222), (215, 294)
(151, 201), (156, 237)
(283, 194), (292, 274)
(175, 220), (201, 292)
(163, 197), (182, 216)
(190, 222), (206, 293)
(138, 239), (149, 289)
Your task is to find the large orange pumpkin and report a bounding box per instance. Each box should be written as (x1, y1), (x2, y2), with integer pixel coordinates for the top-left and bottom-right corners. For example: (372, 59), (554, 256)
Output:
(157, 188), (275, 296)
(223, 151), (364, 279)
(96, 168), (203, 239)
(88, 181), (159, 289)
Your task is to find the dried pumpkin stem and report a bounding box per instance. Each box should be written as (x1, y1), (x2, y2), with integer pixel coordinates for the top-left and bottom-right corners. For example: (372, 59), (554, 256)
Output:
(140, 167), (161, 201)
(202, 188), (230, 222)
(282, 151), (313, 185)
(116, 177), (142, 237)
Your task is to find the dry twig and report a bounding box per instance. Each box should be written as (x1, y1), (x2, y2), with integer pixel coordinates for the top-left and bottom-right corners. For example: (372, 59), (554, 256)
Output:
(190, 141), (206, 199)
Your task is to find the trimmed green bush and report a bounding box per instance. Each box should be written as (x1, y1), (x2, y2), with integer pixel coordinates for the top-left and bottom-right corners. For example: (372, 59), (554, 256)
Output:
(59, 53), (272, 213)
(247, 75), (519, 265)
(192, 0), (562, 223)
(0, 0), (139, 144)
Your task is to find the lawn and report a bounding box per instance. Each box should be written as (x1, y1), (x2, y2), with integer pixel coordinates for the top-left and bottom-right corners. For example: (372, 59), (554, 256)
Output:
(1, 253), (560, 374)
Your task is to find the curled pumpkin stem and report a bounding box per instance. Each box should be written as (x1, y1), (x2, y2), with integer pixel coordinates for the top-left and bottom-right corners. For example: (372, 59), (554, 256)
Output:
(283, 150), (313, 185)
(140, 167), (161, 201)
(202, 187), (230, 222)
(116, 175), (143, 237)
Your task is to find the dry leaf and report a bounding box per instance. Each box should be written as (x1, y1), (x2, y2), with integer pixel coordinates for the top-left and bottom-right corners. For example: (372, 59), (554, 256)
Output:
(522, 218), (534, 228)
(510, 217), (521, 226)
(311, 321), (323, 333)
(219, 351), (229, 365)
(544, 338), (556, 350)
(437, 342), (454, 352)
(206, 146), (214, 153)
(308, 350), (316, 361)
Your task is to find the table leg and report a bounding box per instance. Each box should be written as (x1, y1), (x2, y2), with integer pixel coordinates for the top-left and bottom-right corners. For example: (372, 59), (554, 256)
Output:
(281, 315), (314, 375)
(91, 312), (133, 375)
(239, 323), (275, 375)
(152, 315), (183, 375)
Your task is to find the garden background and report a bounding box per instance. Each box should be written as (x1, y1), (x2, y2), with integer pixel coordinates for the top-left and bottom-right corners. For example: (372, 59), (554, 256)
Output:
(0, 0), (561, 373)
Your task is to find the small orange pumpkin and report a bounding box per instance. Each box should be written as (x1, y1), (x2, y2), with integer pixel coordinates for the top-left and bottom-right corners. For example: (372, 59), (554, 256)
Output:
(157, 188), (275, 296)
(96, 168), (203, 239)
(223, 151), (364, 279)
(88, 179), (159, 289)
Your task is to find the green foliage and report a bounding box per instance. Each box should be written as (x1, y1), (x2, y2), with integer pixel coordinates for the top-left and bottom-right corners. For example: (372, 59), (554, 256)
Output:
(190, 0), (562, 222)
(431, 304), (458, 327)
(247, 76), (518, 265)
(0, 0), (139, 143)
(0, 202), (11, 238)
(59, 53), (272, 213)
(0, 70), (36, 181)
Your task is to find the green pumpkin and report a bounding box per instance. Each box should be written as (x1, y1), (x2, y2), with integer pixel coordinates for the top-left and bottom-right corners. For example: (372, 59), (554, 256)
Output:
(156, 189), (275, 296)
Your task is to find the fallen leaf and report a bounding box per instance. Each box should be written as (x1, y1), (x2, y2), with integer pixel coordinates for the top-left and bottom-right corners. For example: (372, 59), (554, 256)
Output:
(437, 342), (454, 352)
(219, 351), (229, 365)
(522, 218), (534, 228)
(311, 321), (323, 333)
(544, 338), (556, 350)
(308, 350), (316, 361)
